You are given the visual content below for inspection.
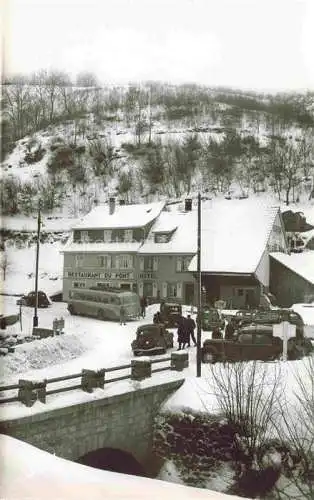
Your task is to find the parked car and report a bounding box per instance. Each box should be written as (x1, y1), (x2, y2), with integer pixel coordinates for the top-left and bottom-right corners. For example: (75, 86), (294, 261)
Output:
(233, 310), (257, 328)
(16, 291), (51, 308)
(201, 323), (312, 363)
(160, 302), (182, 328)
(252, 309), (305, 338)
(201, 306), (225, 331)
(131, 323), (174, 356)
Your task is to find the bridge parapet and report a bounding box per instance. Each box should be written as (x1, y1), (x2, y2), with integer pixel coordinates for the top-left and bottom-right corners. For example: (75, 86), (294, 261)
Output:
(0, 352), (188, 407)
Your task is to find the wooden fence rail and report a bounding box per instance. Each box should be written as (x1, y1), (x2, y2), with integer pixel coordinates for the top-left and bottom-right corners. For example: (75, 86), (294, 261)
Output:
(0, 352), (188, 407)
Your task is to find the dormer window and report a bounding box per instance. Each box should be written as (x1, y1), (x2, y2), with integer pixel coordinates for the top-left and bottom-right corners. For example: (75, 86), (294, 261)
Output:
(155, 233), (169, 243)
(124, 229), (133, 242)
(104, 230), (112, 242)
(81, 231), (89, 243)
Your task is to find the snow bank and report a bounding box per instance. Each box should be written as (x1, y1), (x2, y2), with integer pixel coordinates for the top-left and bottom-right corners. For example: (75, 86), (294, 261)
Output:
(1, 333), (86, 379)
(0, 434), (246, 500)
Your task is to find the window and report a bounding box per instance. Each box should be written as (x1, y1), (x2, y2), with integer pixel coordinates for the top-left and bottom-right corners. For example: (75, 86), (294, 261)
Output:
(81, 231), (89, 243)
(144, 256), (154, 270)
(97, 256), (104, 267)
(119, 254), (133, 269)
(97, 255), (112, 268)
(237, 289), (244, 296)
(75, 255), (84, 268)
(104, 230), (112, 242)
(168, 283), (177, 298)
(73, 281), (85, 288)
(182, 257), (191, 271)
(176, 256), (191, 272)
(124, 230), (133, 242)
(143, 282), (153, 297)
(155, 233), (168, 243)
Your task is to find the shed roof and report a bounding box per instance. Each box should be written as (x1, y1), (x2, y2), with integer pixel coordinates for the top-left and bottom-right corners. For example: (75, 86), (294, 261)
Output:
(270, 251), (314, 285)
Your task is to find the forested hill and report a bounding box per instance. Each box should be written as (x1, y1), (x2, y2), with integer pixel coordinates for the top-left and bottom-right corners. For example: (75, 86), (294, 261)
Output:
(1, 75), (314, 218)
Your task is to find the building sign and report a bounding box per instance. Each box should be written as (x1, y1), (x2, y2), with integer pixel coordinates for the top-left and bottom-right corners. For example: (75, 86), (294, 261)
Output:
(138, 272), (156, 280)
(65, 270), (134, 280)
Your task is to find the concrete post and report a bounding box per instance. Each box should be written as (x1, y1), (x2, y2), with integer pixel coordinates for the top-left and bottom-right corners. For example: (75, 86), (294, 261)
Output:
(131, 358), (152, 381)
(171, 351), (189, 371)
(18, 379), (46, 407)
(81, 369), (106, 392)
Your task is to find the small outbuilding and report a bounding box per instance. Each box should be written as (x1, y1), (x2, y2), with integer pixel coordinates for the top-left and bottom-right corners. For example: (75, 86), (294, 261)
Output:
(270, 251), (314, 307)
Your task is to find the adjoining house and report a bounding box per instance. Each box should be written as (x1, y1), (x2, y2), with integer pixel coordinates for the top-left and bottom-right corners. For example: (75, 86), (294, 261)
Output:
(270, 251), (314, 307)
(188, 204), (288, 308)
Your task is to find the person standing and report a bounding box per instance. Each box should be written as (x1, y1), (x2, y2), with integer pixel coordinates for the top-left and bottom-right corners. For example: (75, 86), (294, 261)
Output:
(177, 316), (188, 350)
(185, 314), (197, 347)
(225, 318), (235, 340)
(140, 296), (147, 318)
(120, 305), (126, 325)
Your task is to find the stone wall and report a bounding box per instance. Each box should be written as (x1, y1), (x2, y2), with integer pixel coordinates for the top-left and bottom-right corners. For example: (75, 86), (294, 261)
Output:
(153, 411), (237, 488)
(0, 379), (184, 468)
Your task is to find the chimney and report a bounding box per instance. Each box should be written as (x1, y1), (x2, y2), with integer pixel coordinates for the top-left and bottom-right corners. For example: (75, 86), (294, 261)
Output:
(109, 197), (116, 215)
(185, 198), (192, 212)
(119, 199), (126, 206)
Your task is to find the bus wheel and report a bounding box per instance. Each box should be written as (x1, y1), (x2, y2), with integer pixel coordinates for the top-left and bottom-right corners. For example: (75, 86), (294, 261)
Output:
(97, 310), (105, 321)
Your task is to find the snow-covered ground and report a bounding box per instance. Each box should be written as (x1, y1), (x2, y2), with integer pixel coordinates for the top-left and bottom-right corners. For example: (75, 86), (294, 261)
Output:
(1, 194), (314, 498)
(1, 299), (313, 417)
(0, 434), (246, 500)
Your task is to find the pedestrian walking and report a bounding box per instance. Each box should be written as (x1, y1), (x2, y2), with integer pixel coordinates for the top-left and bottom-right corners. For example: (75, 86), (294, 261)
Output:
(120, 305), (126, 325)
(140, 296), (147, 318)
(185, 314), (197, 347)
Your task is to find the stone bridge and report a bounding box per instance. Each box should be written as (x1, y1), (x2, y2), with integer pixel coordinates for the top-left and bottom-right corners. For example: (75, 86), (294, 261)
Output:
(0, 376), (184, 474)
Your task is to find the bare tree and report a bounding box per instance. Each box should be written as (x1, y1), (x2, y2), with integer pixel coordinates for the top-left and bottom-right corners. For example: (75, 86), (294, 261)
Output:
(275, 358), (314, 499)
(0, 252), (10, 280)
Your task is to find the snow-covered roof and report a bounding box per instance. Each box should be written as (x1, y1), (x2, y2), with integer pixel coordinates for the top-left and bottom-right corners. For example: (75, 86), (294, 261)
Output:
(62, 242), (142, 254)
(73, 201), (165, 230)
(139, 210), (197, 254)
(189, 204), (280, 274)
(270, 251), (314, 285)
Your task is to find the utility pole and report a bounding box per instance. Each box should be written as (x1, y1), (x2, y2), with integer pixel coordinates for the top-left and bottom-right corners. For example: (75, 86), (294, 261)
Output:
(196, 192), (202, 377)
(33, 201), (41, 328)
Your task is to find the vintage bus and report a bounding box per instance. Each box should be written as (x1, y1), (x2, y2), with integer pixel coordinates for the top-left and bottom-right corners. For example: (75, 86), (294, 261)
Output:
(67, 288), (140, 321)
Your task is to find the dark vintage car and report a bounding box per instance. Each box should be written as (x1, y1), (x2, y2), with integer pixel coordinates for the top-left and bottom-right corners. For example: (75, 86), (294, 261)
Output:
(160, 302), (182, 328)
(201, 323), (312, 363)
(131, 323), (174, 356)
(252, 309), (305, 338)
(16, 291), (51, 308)
(201, 307), (225, 332)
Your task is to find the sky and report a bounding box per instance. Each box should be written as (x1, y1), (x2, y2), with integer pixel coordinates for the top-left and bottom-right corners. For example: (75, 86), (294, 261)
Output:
(2, 0), (314, 91)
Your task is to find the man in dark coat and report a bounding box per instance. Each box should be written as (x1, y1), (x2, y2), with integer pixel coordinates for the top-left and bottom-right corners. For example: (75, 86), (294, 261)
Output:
(153, 311), (162, 324)
(185, 314), (197, 347)
(177, 316), (188, 350)
(140, 296), (148, 318)
(225, 319), (235, 340)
